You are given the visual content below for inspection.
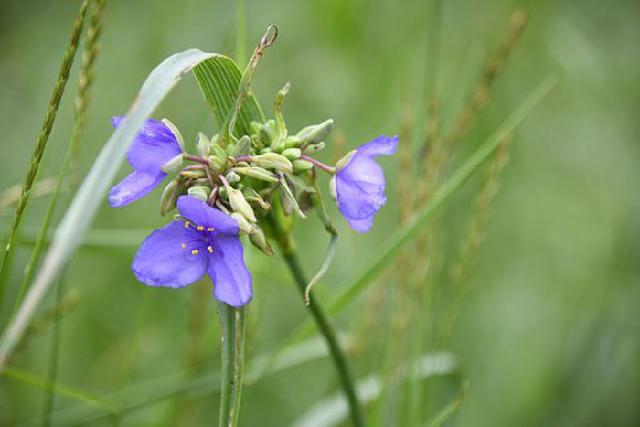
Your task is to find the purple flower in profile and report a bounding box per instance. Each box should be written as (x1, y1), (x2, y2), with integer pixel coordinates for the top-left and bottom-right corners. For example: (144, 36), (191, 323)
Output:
(109, 116), (182, 208)
(132, 195), (253, 307)
(334, 135), (398, 233)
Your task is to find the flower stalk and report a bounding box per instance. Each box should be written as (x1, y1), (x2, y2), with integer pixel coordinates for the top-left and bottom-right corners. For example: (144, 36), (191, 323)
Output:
(217, 301), (246, 427)
(267, 213), (364, 427)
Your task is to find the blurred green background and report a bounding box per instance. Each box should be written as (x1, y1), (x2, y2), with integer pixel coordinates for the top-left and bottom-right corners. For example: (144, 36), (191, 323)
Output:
(0, 0), (638, 425)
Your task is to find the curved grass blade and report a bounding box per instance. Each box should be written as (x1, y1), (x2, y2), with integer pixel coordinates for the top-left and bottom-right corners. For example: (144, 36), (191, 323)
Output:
(2, 366), (114, 412)
(0, 0), (89, 299)
(30, 336), (334, 426)
(0, 48), (220, 372)
(291, 352), (457, 427)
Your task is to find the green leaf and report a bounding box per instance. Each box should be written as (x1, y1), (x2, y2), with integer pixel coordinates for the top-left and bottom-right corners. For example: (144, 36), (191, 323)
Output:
(0, 48), (222, 373)
(192, 55), (264, 136)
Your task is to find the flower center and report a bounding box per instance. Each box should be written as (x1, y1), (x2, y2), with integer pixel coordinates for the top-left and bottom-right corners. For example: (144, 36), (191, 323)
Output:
(180, 220), (215, 255)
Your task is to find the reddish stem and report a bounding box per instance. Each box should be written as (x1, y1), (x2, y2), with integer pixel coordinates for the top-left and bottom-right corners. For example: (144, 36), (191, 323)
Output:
(301, 155), (336, 174)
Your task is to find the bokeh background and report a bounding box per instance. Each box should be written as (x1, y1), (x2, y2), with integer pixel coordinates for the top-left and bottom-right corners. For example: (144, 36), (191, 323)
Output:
(0, 0), (638, 426)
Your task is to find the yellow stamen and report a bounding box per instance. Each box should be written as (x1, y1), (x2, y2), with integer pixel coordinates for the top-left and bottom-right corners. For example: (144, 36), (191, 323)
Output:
(184, 221), (191, 228)
(207, 246), (214, 253)
(191, 249), (199, 255)
(196, 225), (204, 231)
(181, 243), (186, 249)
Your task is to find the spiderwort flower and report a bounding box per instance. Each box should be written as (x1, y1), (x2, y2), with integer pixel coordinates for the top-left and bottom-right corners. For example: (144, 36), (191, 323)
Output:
(334, 135), (399, 233)
(109, 116), (183, 208)
(132, 195), (253, 307)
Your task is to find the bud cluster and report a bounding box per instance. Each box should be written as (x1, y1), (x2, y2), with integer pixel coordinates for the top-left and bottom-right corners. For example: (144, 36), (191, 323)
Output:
(159, 84), (335, 256)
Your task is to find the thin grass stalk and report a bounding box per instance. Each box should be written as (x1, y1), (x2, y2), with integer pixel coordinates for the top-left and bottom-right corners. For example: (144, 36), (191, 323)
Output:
(13, 0), (107, 311)
(0, 0), (89, 299)
(2, 366), (113, 412)
(41, 279), (63, 427)
(440, 134), (512, 336)
(234, 0), (247, 66)
(268, 214), (365, 427)
(217, 302), (246, 427)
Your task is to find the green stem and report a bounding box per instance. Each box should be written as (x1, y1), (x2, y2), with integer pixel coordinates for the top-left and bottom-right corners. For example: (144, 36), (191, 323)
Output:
(268, 216), (364, 427)
(217, 302), (246, 427)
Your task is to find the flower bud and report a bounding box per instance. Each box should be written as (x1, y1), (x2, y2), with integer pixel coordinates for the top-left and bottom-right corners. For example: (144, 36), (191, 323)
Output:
(252, 152), (293, 174)
(161, 118), (185, 152)
(230, 212), (254, 234)
(259, 120), (276, 147)
(161, 153), (184, 173)
(295, 119), (334, 144)
(230, 135), (252, 157)
(208, 155), (226, 174)
(335, 149), (356, 171)
(210, 140), (226, 160)
(180, 169), (206, 179)
(159, 180), (179, 216)
(196, 132), (210, 158)
(249, 226), (274, 256)
(225, 170), (241, 183)
(293, 159), (313, 173)
(233, 166), (278, 183)
(284, 135), (302, 148)
(303, 142), (326, 153)
(243, 187), (271, 210)
(187, 185), (210, 202)
(222, 180), (257, 222)
(282, 148), (301, 160)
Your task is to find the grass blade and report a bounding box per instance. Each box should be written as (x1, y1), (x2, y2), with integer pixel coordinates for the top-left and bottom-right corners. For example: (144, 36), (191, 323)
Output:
(328, 76), (556, 316)
(291, 352), (457, 427)
(0, 0), (89, 298)
(0, 48), (221, 372)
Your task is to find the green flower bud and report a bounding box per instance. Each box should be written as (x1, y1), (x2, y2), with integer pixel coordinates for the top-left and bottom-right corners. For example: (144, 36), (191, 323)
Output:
(293, 159), (313, 173)
(249, 226), (274, 256)
(233, 166), (278, 183)
(259, 120), (276, 147)
(230, 135), (252, 157)
(259, 147), (272, 154)
(250, 121), (263, 135)
(303, 142), (326, 153)
(295, 119), (334, 144)
(252, 152), (293, 174)
(282, 148), (301, 160)
(210, 140), (227, 160)
(243, 187), (271, 210)
(221, 177), (256, 223)
(230, 212), (254, 234)
(225, 170), (241, 183)
(159, 180), (179, 216)
(196, 132), (210, 158)
(187, 185), (210, 202)
(180, 169), (206, 179)
(335, 149), (356, 171)
(161, 118), (185, 152)
(284, 135), (302, 148)
(208, 155), (226, 174)
(161, 153), (184, 173)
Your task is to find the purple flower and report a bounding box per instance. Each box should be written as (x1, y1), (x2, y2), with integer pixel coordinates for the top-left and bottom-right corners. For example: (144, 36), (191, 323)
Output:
(132, 195), (253, 307)
(335, 135), (398, 233)
(109, 116), (182, 208)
